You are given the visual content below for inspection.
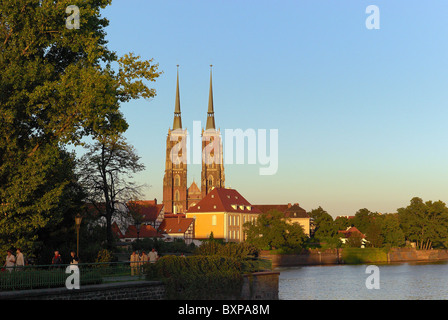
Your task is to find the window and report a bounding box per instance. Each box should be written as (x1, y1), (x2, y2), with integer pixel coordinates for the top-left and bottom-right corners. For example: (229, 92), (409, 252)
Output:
(246, 206), (251, 211)
(231, 204), (237, 210)
(208, 175), (213, 186)
(174, 190), (180, 201)
(212, 215), (217, 226)
(174, 175), (180, 186)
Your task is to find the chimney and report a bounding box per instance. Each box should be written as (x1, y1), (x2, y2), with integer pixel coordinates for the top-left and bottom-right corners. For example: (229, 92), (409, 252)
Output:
(154, 198), (157, 205)
(294, 203), (299, 206)
(287, 203), (292, 208)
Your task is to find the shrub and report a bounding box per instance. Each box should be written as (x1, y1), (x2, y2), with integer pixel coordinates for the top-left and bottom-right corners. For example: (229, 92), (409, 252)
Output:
(144, 255), (244, 299)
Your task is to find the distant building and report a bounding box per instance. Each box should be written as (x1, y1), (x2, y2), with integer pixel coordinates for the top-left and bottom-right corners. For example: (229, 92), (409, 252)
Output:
(338, 226), (367, 248)
(158, 214), (195, 244)
(253, 203), (310, 236)
(186, 187), (261, 242)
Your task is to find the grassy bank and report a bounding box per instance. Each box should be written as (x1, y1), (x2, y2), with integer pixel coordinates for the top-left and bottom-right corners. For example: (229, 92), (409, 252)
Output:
(341, 248), (389, 264)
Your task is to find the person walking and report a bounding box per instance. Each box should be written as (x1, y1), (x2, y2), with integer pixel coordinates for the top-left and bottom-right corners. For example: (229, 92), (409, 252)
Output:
(3, 250), (15, 272)
(52, 250), (63, 266)
(130, 251), (139, 276)
(15, 248), (25, 271)
(140, 251), (148, 273)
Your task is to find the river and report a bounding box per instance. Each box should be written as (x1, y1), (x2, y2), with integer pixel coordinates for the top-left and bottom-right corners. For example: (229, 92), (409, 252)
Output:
(278, 261), (448, 299)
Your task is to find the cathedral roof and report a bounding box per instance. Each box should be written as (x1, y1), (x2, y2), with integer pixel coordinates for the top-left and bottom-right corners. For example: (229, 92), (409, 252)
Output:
(187, 187), (261, 214)
(188, 181), (201, 194)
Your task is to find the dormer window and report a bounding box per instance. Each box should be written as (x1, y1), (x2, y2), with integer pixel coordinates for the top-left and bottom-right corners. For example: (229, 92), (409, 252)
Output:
(239, 205), (244, 210)
(231, 205), (237, 210)
(246, 206), (251, 211)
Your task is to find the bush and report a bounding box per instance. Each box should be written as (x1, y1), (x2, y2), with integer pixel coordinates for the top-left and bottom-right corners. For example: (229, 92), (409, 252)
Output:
(144, 255), (244, 299)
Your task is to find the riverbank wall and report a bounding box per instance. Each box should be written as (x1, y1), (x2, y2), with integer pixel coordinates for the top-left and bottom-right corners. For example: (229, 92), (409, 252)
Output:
(0, 271), (279, 300)
(260, 248), (448, 268)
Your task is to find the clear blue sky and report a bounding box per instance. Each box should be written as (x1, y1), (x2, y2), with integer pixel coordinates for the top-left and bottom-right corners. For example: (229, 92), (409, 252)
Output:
(96, 0), (448, 217)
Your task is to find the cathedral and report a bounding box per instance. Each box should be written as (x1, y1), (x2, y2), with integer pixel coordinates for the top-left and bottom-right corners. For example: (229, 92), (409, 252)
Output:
(163, 66), (225, 214)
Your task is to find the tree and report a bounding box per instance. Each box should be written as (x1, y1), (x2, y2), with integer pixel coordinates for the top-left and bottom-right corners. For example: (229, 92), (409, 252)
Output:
(244, 210), (307, 251)
(78, 135), (145, 248)
(308, 207), (337, 242)
(380, 214), (405, 248)
(0, 0), (160, 257)
(398, 197), (448, 250)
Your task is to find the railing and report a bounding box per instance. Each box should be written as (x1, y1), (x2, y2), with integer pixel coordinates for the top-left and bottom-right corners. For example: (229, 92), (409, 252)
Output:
(0, 261), (149, 291)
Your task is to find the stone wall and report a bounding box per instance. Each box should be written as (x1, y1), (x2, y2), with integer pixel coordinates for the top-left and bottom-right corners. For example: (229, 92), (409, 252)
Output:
(1, 272), (280, 300)
(260, 248), (448, 268)
(388, 248), (448, 263)
(260, 250), (340, 268)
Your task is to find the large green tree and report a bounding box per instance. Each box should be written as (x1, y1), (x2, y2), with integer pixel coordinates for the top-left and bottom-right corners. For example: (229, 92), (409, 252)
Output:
(0, 0), (160, 257)
(398, 197), (448, 250)
(243, 210), (307, 251)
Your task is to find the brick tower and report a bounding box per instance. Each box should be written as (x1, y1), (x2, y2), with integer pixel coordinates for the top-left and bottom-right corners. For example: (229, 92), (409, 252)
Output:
(201, 66), (225, 198)
(163, 66), (188, 214)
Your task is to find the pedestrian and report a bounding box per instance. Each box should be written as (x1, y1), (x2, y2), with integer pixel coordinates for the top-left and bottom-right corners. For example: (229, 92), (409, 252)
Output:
(51, 250), (63, 265)
(69, 251), (79, 272)
(148, 248), (158, 263)
(140, 251), (148, 272)
(180, 253), (185, 258)
(69, 251), (79, 265)
(130, 251), (139, 276)
(3, 250), (15, 272)
(15, 248), (25, 271)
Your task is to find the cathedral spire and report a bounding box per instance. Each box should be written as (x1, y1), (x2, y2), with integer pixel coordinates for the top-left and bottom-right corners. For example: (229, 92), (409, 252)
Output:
(173, 65), (182, 130)
(206, 65), (216, 130)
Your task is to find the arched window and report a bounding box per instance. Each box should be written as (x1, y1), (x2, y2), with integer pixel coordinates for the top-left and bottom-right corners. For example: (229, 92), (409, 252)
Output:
(174, 175), (180, 187)
(208, 175), (213, 186)
(175, 190), (180, 201)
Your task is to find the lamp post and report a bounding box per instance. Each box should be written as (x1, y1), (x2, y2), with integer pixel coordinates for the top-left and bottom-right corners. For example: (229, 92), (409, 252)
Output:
(75, 214), (83, 257)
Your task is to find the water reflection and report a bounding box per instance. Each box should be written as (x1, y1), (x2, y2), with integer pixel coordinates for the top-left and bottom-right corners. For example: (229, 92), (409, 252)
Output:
(278, 261), (448, 300)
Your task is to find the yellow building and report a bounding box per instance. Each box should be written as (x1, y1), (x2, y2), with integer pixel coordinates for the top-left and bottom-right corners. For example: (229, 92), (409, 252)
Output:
(186, 187), (261, 242)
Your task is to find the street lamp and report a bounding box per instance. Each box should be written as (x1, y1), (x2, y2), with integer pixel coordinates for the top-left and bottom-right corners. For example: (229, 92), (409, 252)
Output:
(75, 214), (83, 257)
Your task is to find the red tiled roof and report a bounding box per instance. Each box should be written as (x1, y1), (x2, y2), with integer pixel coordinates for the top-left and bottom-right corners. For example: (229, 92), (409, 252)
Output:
(111, 222), (125, 238)
(124, 224), (163, 238)
(254, 203), (309, 219)
(338, 227), (365, 239)
(127, 201), (164, 223)
(186, 188), (261, 214)
(158, 217), (194, 234)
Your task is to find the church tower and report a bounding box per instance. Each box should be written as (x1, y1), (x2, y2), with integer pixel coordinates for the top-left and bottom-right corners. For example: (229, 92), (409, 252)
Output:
(163, 66), (188, 214)
(201, 66), (225, 199)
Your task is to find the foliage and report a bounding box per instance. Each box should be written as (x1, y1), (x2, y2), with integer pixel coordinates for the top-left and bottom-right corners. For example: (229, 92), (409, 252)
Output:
(341, 248), (388, 264)
(244, 210), (307, 251)
(95, 249), (115, 263)
(345, 232), (364, 248)
(133, 238), (196, 254)
(308, 206), (338, 243)
(380, 214), (405, 248)
(398, 197), (448, 249)
(194, 241), (259, 260)
(78, 135), (146, 248)
(144, 255), (245, 300)
(0, 0), (160, 258)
